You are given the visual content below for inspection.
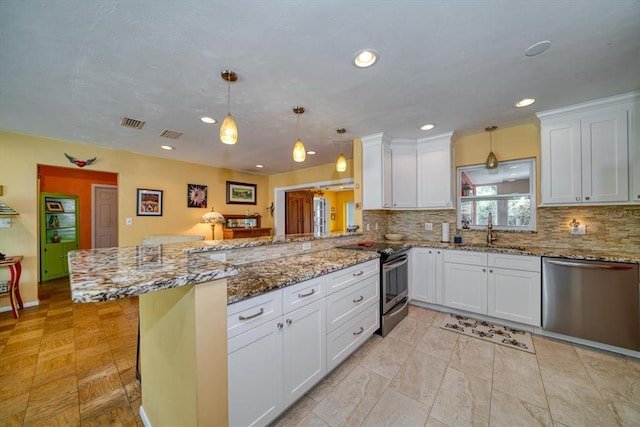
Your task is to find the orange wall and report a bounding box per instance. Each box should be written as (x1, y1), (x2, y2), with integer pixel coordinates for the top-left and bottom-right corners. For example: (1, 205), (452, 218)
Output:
(39, 165), (118, 249)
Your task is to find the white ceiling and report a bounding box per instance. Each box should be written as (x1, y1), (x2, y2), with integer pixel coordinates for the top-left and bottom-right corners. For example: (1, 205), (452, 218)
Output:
(1, 1), (639, 175)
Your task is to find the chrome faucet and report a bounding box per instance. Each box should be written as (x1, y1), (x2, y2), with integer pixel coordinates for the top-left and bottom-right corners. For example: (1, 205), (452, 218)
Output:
(487, 213), (498, 245)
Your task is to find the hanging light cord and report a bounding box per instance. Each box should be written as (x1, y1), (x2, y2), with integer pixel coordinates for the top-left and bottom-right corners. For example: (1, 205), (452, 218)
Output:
(226, 80), (231, 114)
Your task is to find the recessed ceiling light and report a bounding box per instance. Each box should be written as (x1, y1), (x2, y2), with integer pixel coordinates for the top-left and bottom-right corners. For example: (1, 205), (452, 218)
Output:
(515, 98), (536, 108)
(420, 124), (436, 131)
(353, 49), (379, 68)
(161, 145), (174, 150)
(200, 116), (217, 124)
(307, 150), (316, 155)
(525, 40), (551, 57)
(256, 164), (264, 168)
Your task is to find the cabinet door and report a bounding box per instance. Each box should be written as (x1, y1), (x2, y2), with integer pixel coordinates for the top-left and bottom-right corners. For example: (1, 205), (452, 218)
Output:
(282, 299), (326, 407)
(410, 248), (428, 302)
(228, 319), (283, 427)
(391, 145), (416, 208)
(443, 262), (487, 314)
(433, 249), (444, 305)
(581, 108), (629, 203)
(417, 140), (453, 208)
(362, 136), (392, 209)
(488, 268), (541, 326)
(540, 118), (582, 204)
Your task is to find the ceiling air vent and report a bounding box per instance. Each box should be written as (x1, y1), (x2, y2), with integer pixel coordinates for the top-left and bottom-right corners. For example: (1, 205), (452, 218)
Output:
(160, 129), (183, 139)
(120, 116), (146, 129)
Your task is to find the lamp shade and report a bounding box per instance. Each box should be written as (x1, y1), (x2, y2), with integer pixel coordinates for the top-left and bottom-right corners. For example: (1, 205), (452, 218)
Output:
(200, 208), (224, 224)
(336, 153), (347, 172)
(220, 113), (238, 145)
(293, 139), (306, 162)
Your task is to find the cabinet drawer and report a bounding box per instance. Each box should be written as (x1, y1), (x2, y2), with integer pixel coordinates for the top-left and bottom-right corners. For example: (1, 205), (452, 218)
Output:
(327, 260), (379, 295)
(327, 302), (379, 373)
(227, 289), (283, 339)
(488, 254), (541, 272)
(282, 276), (326, 315)
(444, 250), (487, 266)
(326, 274), (379, 333)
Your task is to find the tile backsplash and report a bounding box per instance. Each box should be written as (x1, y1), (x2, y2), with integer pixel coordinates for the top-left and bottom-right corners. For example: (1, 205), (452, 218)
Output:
(363, 205), (640, 253)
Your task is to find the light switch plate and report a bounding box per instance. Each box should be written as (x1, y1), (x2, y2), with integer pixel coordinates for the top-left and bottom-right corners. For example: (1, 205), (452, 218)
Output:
(125, 217), (132, 225)
(0, 218), (11, 228)
(302, 242), (312, 251)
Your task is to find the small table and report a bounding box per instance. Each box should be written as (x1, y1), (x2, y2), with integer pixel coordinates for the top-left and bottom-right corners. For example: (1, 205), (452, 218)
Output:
(0, 256), (24, 318)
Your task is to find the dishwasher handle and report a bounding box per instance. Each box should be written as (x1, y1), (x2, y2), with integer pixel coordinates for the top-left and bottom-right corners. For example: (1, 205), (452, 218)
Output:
(545, 259), (635, 270)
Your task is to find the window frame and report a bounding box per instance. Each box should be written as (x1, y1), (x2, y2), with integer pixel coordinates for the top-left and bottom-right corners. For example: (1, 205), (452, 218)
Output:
(457, 158), (536, 232)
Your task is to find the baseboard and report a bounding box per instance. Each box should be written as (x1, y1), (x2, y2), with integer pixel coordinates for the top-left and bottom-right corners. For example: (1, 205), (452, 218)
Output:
(0, 300), (39, 314)
(139, 405), (152, 427)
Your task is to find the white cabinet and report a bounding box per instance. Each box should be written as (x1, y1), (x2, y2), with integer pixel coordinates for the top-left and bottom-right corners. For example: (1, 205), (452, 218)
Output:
(442, 251), (541, 326)
(362, 132), (453, 210)
(228, 260), (379, 426)
(487, 253), (540, 326)
(538, 92), (638, 205)
(409, 247), (443, 304)
(391, 143), (417, 208)
(362, 133), (392, 209)
(417, 134), (454, 208)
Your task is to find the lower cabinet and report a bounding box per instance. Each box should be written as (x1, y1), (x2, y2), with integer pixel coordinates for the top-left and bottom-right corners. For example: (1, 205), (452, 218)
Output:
(410, 247), (443, 304)
(228, 259), (379, 426)
(442, 250), (541, 326)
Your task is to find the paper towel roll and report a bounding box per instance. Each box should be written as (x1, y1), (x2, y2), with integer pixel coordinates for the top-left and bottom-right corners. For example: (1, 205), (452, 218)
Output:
(441, 222), (450, 242)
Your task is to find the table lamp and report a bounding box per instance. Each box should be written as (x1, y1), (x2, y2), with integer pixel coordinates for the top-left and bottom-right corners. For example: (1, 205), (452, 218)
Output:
(200, 208), (224, 240)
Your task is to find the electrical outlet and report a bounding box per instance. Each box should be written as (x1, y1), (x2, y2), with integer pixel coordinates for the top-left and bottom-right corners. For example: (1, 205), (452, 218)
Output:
(375, 223), (379, 230)
(209, 253), (227, 262)
(424, 222), (433, 231)
(570, 225), (586, 235)
(125, 217), (132, 225)
(302, 242), (312, 251)
(366, 223), (370, 231)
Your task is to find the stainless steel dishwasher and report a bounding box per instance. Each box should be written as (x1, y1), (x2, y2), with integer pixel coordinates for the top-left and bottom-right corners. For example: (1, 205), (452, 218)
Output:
(542, 257), (640, 351)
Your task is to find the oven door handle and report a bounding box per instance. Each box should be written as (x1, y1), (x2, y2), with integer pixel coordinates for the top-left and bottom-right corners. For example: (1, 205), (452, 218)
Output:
(383, 255), (408, 272)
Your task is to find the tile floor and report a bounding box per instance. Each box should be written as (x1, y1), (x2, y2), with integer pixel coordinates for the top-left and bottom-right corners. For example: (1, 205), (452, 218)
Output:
(272, 306), (640, 427)
(2, 280), (640, 426)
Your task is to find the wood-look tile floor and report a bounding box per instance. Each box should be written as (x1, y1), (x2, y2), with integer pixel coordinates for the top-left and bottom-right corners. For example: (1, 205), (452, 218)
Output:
(0, 277), (141, 426)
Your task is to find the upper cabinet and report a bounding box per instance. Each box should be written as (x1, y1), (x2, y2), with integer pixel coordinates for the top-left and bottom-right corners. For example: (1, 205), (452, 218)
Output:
(362, 132), (454, 210)
(537, 91), (639, 205)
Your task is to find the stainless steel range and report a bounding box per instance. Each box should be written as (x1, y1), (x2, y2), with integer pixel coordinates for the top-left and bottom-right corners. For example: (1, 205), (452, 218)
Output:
(337, 242), (411, 336)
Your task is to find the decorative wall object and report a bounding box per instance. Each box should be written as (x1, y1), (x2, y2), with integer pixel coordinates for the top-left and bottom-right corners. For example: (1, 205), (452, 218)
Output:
(64, 153), (97, 168)
(45, 201), (64, 212)
(137, 189), (163, 216)
(187, 184), (208, 208)
(226, 181), (256, 205)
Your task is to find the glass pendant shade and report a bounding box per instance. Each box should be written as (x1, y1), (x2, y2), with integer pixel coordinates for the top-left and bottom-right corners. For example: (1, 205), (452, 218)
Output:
(220, 113), (238, 145)
(485, 151), (498, 169)
(336, 153), (347, 172)
(293, 139), (306, 162)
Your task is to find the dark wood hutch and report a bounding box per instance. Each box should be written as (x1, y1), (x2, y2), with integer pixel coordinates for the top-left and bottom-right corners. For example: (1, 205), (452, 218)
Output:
(222, 214), (271, 239)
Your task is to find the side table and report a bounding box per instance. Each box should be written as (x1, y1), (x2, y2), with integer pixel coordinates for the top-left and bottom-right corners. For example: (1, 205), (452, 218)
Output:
(0, 256), (24, 318)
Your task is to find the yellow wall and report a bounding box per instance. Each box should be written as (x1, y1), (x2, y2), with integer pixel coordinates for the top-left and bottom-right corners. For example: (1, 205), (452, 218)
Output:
(0, 131), (268, 308)
(268, 158), (354, 199)
(453, 123), (538, 167)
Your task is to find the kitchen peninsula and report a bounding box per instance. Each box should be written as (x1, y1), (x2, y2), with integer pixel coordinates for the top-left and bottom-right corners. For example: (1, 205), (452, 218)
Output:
(67, 233), (376, 426)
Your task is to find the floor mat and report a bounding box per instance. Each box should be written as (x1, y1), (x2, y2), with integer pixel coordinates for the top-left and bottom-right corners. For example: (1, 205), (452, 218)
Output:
(440, 313), (535, 353)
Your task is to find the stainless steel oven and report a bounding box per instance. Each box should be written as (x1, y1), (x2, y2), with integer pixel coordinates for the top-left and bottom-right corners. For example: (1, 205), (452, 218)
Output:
(380, 249), (410, 336)
(337, 241), (411, 336)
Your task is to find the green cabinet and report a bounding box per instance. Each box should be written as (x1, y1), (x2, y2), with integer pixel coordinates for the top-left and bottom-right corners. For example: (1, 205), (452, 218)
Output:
(40, 193), (79, 281)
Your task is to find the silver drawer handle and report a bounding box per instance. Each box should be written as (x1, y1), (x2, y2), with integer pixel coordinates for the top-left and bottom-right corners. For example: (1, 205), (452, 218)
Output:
(353, 295), (364, 303)
(353, 326), (364, 336)
(353, 271), (364, 277)
(298, 289), (316, 298)
(238, 307), (264, 321)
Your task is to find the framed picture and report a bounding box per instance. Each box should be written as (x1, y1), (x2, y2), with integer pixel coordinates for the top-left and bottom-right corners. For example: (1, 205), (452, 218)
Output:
(137, 244), (162, 267)
(45, 201), (64, 212)
(137, 189), (163, 216)
(187, 184), (208, 208)
(226, 181), (257, 205)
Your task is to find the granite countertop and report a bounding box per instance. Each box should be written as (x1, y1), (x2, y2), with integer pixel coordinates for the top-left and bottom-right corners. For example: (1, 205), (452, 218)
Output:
(68, 241), (378, 304)
(406, 241), (640, 264)
(227, 248), (379, 305)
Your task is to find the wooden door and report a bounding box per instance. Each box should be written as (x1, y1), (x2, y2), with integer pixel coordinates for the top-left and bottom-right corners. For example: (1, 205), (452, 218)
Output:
(285, 191), (314, 234)
(94, 186), (118, 248)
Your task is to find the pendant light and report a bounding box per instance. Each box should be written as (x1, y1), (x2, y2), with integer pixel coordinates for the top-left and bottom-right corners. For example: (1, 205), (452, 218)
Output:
(335, 128), (347, 172)
(220, 70), (238, 145)
(485, 125), (498, 169)
(292, 106), (306, 162)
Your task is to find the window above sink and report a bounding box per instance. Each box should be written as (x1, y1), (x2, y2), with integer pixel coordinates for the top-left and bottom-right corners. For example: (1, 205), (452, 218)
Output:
(457, 158), (536, 231)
